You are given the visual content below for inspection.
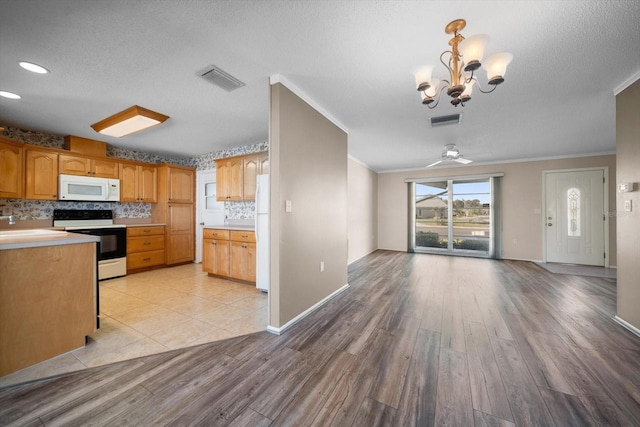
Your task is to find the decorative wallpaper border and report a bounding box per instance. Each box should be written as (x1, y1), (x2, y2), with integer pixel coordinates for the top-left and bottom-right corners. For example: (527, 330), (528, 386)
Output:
(0, 126), (268, 221)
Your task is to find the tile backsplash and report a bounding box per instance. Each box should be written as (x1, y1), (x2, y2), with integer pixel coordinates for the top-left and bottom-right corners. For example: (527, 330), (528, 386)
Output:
(1, 126), (268, 221)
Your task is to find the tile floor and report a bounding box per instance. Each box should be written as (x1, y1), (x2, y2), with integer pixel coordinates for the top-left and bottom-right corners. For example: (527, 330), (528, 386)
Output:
(0, 263), (268, 388)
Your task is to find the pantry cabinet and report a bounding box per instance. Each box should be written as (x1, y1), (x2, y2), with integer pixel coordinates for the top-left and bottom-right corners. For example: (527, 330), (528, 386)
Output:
(215, 151), (268, 202)
(25, 148), (58, 200)
(119, 162), (157, 203)
(0, 137), (24, 199)
(59, 154), (119, 178)
(151, 164), (195, 266)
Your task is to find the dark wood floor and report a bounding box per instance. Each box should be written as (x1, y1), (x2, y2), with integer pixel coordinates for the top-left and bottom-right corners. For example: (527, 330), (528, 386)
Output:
(1, 251), (639, 426)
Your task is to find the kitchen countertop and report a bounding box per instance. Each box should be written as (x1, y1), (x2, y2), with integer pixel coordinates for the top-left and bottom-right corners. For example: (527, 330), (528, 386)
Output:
(125, 223), (166, 227)
(0, 230), (100, 251)
(204, 224), (255, 231)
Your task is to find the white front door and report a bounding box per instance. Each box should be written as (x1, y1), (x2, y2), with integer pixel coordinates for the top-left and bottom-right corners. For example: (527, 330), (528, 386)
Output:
(545, 169), (605, 266)
(195, 170), (225, 263)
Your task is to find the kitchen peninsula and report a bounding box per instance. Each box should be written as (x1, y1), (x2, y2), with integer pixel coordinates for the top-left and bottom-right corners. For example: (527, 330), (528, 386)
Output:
(0, 230), (99, 376)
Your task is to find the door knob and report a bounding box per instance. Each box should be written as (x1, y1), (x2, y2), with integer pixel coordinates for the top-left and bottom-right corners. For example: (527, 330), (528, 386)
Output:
(199, 222), (205, 225)
(547, 223), (553, 226)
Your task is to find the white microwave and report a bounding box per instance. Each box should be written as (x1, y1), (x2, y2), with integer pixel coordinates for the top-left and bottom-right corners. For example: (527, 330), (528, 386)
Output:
(58, 174), (120, 202)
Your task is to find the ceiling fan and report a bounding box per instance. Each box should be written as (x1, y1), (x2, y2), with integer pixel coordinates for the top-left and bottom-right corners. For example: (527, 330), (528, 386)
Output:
(426, 144), (474, 168)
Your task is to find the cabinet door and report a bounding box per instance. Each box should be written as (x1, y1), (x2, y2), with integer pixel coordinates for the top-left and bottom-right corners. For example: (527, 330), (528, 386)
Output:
(25, 149), (58, 200)
(258, 152), (269, 175)
(0, 140), (24, 198)
(203, 238), (214, 273)
(59, 155), (91, 176)
(228, 157), (243, 200)
(204, 239), (230, 276)
(166, 203), (194, 264)
(168, 167), (194, 203)
(243, 156), (259, 201)
(92, 159), (119, 178)
(138, 165), (157, 203)
(119, 163), (138, 202)
(244, 241), (256, 282)
(230, 240), (256, 282)
(215, 159), (230, 201)
(214, 240), (230, 276)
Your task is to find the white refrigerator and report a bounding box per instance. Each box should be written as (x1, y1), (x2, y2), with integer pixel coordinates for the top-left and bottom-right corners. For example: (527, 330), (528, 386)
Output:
(255, 174), (269, 292)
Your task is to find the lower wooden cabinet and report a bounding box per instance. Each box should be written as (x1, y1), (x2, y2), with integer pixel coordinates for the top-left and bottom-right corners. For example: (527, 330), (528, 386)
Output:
(229, 231), (256, 282)
(203, 230), (230, 277)
(203, 228), (255, 283)
(127, 226), (165, 273)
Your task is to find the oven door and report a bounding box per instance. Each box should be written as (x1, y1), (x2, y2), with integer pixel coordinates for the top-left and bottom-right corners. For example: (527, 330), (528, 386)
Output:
(69, 227), (127, 261)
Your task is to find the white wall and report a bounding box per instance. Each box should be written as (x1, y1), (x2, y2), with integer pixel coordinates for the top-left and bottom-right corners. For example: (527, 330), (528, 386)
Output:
(347, 156), (378, 263)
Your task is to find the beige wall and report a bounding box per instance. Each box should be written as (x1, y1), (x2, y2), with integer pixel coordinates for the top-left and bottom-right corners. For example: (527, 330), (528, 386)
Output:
(616, 79), (640, 329)
(269, 83), (348, 328)
(348, 157), (378, 263)
(378, 155), (617, 264)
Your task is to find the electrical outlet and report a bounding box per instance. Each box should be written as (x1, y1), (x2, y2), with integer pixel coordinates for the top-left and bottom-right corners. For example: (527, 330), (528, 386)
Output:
(1, 205), (11, 216)
(285, 200), (292, 213)
(320, 261), (325, 272)
(624, 199), (632, 212)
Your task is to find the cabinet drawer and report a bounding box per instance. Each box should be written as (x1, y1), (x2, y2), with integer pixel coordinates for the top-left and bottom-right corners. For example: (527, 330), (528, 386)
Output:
(230, 230), (255, 243)
(127, 235), (165, 253)
(127, 226), (165, 237)
(127, 250), (165, 270)
(204, 229), (230, 240)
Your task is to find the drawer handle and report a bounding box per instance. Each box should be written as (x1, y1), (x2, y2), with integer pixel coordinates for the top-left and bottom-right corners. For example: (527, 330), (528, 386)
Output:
(143, 229), (151, 233)
(144, 242), (151, 245)
(143, 257), (151, 261)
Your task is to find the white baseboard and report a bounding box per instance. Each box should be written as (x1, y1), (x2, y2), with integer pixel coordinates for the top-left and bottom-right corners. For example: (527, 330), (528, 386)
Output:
(613, 316), (640, 338)
(266, 283), (350, 335)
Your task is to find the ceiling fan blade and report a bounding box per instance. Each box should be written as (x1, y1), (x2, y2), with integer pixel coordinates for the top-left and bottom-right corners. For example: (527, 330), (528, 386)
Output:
(455, 158), (473, 164)
(426, 160), (443, 168)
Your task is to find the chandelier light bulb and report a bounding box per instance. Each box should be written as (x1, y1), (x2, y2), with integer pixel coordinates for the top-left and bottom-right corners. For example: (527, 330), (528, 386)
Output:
(459, 34), (489, 71)
(484, 52), (513, 85)
(415, 66), (434, 92)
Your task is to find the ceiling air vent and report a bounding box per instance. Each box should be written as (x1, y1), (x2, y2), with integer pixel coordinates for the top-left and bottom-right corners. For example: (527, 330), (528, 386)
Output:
(198, 65), (245, 92)
(429, 113), (462, 128)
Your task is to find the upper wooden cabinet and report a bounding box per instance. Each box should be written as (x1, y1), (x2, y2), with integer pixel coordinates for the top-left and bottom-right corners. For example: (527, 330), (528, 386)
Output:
(243, 156), (259, 201)
(258, 151), (269, 175)
(216, 156), (243, 201)
(25, 147), (58, 200)
(119, 162), (157, 203)
(215, 151), (268, 201)
(167, 166), (194, 203)
(59, 154), (119, 179)
(0, 137), (24, 199)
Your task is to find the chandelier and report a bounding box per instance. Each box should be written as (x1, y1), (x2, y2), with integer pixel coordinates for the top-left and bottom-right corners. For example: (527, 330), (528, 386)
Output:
(414, 19), (513, 109)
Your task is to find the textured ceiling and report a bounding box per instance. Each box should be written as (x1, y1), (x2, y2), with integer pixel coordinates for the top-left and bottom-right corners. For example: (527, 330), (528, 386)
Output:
(0, 0), (638, 172)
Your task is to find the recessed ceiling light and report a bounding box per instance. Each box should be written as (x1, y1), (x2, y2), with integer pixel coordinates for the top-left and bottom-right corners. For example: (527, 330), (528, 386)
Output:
(0, 91), (21, 99)
(19, 61), (49, 74)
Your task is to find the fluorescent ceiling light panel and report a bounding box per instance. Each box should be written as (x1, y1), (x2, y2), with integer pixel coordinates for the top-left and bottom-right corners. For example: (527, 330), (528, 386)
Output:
(91, 105), (169, 137)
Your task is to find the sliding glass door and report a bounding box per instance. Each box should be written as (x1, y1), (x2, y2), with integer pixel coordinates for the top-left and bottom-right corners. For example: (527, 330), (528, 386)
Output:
(411, 177), (497, 257)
